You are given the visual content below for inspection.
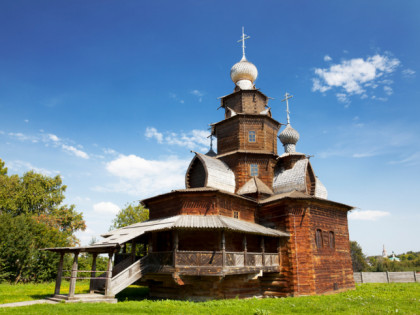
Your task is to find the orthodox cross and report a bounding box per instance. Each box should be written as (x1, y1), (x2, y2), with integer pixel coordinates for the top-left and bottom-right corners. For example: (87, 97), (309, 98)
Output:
(237, 27), (250, 59)
(281, 92), (293, 125)
(207, 126), (214, 151)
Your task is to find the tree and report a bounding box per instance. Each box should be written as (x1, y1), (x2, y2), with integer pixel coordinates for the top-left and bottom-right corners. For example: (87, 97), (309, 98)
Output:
(0, 159), (85, 240)
(0, 158), (86, 282)
(350, 241), (368, 272)
(110, 202), (149, 230)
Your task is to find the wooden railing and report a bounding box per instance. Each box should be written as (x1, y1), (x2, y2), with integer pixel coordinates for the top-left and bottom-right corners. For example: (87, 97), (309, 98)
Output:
(146, 250), (279, 268)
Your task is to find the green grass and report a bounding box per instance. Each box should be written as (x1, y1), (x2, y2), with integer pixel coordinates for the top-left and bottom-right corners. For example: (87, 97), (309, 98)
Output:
(0, 282), (419, 314)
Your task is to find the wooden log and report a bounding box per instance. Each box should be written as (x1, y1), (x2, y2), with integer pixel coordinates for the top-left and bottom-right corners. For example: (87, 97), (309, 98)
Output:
(104, 251), (114, 297)
(68, 251), (79, 298)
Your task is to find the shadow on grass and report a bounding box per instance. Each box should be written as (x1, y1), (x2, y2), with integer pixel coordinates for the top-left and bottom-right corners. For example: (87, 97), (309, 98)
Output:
(29, 294), (51, 300)
(115, 286), (149, 302)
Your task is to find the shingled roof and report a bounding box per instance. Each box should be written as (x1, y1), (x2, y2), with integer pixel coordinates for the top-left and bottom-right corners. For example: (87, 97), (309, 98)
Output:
(96, 215), (289, 246)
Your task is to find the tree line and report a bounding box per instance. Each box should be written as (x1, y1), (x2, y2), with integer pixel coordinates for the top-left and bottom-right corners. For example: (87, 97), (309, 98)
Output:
(350, 241), (420, 272)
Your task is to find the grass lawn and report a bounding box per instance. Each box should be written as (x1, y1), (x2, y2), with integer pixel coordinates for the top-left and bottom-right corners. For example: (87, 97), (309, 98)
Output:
(0, 282), (419, 314)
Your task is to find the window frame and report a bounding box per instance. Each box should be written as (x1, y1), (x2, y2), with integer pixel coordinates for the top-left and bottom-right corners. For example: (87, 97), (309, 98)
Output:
(315, 229), (323, 248)
(248, 131), (256, 143)
(233, 211), (239, 219)
(250, 164), (258, 177)
(329, 231), (335, 249)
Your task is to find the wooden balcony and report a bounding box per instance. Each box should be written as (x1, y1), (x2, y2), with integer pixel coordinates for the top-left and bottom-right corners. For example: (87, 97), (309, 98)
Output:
(143, 250), (280, 276)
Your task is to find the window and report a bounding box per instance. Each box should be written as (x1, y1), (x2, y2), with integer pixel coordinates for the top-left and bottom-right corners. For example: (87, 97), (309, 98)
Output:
(329, 231), (335, 249)
(315, 229), (322, 248)
(233, 211), (239, 219)
(248, 131), (256, 142)
(250, 164), (258, 176)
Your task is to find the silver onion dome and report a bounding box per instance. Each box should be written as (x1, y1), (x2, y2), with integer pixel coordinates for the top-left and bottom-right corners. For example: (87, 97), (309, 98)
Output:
(279, 124), (300, 153)
(230, 56), (258, 90)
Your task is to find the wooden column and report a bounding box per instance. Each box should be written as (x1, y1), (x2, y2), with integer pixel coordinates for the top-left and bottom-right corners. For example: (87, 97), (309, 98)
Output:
(68, 251), (79, 298)
(221, 230), (226, 269)
(173, 230), (179, 267)
(104, 251), (114, 297)
(148, 234), (153, 253)
(261, 236), (265, 267)
(243, 235), (247, 267)
(131, 240), (136, 263)
(54, 252), (65, 296)
(89, 253), (98, 294)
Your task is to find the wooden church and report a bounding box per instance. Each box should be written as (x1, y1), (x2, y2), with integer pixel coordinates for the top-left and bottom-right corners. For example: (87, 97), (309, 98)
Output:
(45, 32), (355, 302)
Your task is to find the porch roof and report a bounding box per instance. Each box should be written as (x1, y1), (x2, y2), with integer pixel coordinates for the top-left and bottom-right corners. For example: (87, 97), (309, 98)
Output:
(96, 215), (289, 246)
(42, 243), (118, 254)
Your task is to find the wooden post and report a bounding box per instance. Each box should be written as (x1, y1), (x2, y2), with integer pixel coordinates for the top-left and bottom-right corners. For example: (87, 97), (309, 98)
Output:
(221, 230), (226, 269)
(104, 251), (114, 297)
(89, 253), (98, 294)
(173, 230), (179, 267)
(68, 251), (79, 299)
(243, 235), (247, 267)
(386, 271), (390, 283)
(414, 271), (417, 283)
(261, 236), (265, 267)
(360, 272), (364, 284)
(131, 240), (136, 263)
(54, 252), (64, 296)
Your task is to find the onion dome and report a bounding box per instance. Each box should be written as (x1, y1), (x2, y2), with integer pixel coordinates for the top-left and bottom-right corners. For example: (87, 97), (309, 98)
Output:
(230, 56), (258, 90)
(279, 124), (300, 153)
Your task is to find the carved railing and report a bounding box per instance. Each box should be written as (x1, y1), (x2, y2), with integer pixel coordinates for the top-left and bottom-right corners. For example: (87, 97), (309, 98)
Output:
(176, 251), (223, 266)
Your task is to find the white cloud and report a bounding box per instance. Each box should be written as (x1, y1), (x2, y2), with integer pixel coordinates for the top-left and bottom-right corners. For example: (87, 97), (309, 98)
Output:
(48, 134), (60, 142)
(169, 93), (184, 104)
(349, 209), (390, 221)
(336, 93), (349, 104)
(9, 132), (34, 142)
(7, 160), (59, 176)
(146, 127), (212, 152)
(103, 148), (118, 155)
(97, 154), (190, 197)
(383, 86), (393, 95)
(145, 127), (163, 143)
(402, 68), (416, 78)
(324, 55), (332, 62)
(62, 144), (89, 159)
(389, 152), (420, 166)
(312, 53), (400, 102)
(191, 90), (204, 102)
(93, 202), (120, 215)
(24, 119), (29, 123)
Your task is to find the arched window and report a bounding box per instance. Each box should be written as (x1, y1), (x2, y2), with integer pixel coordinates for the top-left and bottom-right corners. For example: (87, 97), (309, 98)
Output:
(329, 231), (335, 249)
(315, 229), (322, 248)
(250, 164), (258, 177)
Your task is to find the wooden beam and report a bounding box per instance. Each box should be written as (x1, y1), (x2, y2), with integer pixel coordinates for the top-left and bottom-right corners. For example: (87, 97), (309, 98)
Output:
(243, 235), (247, 267)
(54, 252), (64, 296)
(68, 251), (79, 298)
(261, 236), (265, 267)
(89, 253), (98, 294)
(104, 251), (114, 297)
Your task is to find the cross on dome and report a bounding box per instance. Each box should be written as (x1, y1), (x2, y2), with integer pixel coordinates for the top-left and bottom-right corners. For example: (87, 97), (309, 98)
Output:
(281, 92), (293, 125)
(237, 26), (250, 60)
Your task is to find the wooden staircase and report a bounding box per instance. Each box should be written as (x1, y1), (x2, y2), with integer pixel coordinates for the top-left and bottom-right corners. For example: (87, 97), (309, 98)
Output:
(91, 255), (148, 296)
(110, 256), (147, 295)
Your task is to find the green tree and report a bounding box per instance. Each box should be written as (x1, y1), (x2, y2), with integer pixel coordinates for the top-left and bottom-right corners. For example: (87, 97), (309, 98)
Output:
(350, 241), (368, 272)
(0, 158), (86, 282)
(110, 203), (149, 230)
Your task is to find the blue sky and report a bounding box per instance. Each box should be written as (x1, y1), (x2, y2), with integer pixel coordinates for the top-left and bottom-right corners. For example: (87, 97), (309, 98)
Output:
(0, 1), (419, 256)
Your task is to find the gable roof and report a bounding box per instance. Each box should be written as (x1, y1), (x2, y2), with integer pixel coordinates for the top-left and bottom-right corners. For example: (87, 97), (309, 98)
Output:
(237, 176), (273, 195)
